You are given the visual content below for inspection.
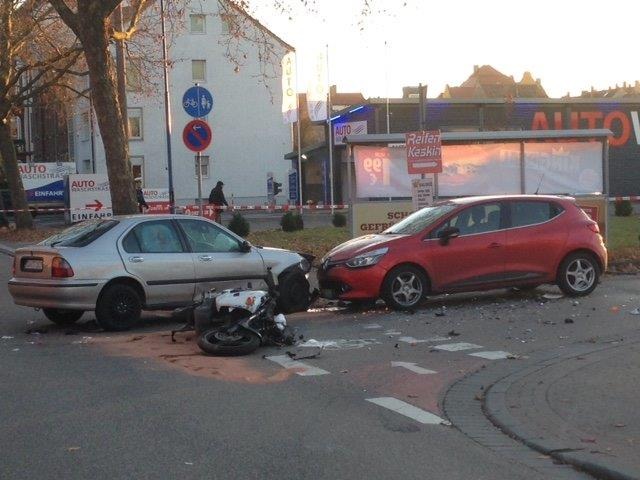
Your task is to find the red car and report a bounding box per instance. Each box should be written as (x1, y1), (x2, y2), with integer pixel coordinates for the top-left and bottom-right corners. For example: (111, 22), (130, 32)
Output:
(318, 195), (607, 310)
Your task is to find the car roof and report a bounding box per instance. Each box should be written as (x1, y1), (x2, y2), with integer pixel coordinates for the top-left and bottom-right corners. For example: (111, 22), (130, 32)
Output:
(440, 194), (575, 206)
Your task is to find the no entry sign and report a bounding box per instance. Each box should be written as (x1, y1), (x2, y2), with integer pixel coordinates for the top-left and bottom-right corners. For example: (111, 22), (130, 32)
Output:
(405, 130), (442, 174)
(183, 119), (212, 152)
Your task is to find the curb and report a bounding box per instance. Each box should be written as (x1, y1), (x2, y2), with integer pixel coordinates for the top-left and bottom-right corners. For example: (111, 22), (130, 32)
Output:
(0, 241), (15, 257)
(483, 335), (640, 480)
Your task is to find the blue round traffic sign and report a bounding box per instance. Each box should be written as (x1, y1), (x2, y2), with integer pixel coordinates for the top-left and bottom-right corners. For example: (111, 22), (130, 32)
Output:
(182, 119), (212, 152)
(182, 86), (214, 118)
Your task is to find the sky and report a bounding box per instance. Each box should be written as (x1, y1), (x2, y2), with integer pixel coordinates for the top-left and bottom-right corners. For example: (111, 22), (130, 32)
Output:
(249, 0), (639, 99)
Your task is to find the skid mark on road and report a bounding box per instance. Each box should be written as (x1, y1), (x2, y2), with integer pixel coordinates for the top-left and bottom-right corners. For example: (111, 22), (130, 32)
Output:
(366, 397), (446, 425)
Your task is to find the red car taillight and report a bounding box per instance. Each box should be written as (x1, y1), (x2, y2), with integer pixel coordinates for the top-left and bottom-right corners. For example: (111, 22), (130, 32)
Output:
(587, 222), (600, 234)
(51, 257), (74, 278)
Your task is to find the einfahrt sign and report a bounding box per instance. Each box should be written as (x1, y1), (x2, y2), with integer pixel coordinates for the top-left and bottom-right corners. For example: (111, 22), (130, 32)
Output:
(405, 130), (442, 174)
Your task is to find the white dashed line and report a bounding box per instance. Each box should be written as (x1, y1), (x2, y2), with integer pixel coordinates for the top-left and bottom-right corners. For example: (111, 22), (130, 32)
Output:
(391, 361), (436, 374)
(363, 323), (383, 329)
(366, 397), (445, 425)
(468, 350), (512, 360)
(433, 342), (483, 352)
(265, 355), (330, 376)
(398, 336), (450, 344)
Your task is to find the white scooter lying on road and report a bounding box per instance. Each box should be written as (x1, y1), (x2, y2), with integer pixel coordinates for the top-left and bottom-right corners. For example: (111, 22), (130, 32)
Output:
(172, 269), (297, 356)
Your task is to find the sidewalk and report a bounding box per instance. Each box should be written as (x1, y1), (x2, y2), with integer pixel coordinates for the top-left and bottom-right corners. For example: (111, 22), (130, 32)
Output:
(485, 335), (640, 480)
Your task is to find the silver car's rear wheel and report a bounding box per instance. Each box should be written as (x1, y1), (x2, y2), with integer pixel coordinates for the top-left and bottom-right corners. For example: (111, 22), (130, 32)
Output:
(382, 265), (427, 310)
(96, 284), (142, 331)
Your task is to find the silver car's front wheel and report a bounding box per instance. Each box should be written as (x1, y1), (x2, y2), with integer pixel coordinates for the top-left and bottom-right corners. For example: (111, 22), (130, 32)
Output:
(382, 265), (427, 310)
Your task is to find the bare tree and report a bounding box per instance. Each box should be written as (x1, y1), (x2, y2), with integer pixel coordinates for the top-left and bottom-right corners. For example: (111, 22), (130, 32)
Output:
(0, 0), (82, 228)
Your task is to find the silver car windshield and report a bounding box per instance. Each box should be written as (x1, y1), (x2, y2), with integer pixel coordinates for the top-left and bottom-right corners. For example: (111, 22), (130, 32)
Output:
(41, 220), (119, 247)
(383, 204), (457, 235)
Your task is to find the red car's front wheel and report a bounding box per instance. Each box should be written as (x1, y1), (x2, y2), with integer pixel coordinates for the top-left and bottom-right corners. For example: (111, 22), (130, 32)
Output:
(382, 265), (428, 310)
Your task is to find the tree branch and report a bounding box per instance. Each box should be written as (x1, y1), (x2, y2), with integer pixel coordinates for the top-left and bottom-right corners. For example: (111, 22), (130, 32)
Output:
(48, 0), (78, 33)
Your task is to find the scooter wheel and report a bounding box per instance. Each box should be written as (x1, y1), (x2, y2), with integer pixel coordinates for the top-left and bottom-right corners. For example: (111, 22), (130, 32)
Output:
(197, 327), (261, 356)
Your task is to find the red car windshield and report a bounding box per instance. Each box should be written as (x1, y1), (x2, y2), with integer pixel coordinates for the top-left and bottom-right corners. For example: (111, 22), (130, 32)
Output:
(383, 204), (457, 235)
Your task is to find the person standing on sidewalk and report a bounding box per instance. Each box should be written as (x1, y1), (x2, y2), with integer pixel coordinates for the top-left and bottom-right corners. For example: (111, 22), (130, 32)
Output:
(208, 180), (228, 223)
(135, 178), (148, 213)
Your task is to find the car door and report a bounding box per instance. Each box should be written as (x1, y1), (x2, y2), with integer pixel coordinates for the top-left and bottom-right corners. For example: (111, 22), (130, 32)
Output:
(119, 219), (197, 308)
(426, 202), (507, 291)
(176, 218), (266, 295)
(504, 200), (568, 282)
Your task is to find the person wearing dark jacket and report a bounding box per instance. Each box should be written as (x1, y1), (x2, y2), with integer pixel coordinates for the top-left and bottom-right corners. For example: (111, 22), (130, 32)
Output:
(208, 180), (228, 223)
(135, 178), (148, 213)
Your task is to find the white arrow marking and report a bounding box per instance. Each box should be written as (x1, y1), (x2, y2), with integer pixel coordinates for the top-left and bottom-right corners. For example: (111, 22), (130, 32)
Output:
(366, 397), (445, 425)
(265, 355), (330, 376)
(391, 361), (436, 374)
(468, 350), (512, 360)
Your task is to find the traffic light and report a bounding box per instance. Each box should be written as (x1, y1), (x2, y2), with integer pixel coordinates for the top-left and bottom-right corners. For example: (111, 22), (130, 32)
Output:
(273, 181), (282, 195)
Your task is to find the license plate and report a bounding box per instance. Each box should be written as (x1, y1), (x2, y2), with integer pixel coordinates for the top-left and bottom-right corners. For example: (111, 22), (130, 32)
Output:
(22, 258), (43, 272)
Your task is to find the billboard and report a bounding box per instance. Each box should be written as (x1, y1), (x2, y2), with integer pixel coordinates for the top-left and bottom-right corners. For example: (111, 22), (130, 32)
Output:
(65, 174), (113, 223)
(19, 162), (76, 203)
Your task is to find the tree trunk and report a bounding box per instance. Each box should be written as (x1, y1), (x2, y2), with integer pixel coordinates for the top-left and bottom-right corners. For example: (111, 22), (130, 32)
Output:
(77, 19), (137, 215)
(0, 121), (33, 229)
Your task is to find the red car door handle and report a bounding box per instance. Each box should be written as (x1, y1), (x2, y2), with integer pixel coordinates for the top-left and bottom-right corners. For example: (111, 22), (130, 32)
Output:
(489, 242), (502, 248)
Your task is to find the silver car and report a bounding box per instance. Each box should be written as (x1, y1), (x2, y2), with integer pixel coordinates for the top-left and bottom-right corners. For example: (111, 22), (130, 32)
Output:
(8, 215), (313, 331)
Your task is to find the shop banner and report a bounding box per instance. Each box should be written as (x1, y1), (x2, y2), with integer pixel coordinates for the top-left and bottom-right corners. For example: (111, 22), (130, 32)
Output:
(281, 52), (298, 124)
(352, 201), (413, 236)
(142, 188), (170, 214)
(65, 174), (113, 223)
(354, 145), (416, 198)
(20, 162), (76, 203)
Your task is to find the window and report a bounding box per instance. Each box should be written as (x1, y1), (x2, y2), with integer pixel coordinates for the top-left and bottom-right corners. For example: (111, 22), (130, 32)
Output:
(125, 221), (184, 254)
(434, 203), (503, 237)
(42, 220), (119, 247)
(178, 219), (241, 253)
(192, 60), (206, 82)
(511, 201), (563, 228)
(80, 112), (90, 141)
(126, 57), (142, 91)
(129, 156), (144, 184)
(127, 108), (143, 139)
(190, 14), (206, 33)
(195, 155), (209, 178)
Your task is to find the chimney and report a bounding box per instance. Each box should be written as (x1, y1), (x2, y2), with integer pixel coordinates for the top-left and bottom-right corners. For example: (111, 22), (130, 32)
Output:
(536, 78), (541, 85)
(636, 80), (640, 88)
(473, 65), (479, 73)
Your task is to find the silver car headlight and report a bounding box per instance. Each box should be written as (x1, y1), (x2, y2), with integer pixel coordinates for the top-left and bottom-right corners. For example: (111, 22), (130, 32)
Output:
(346, 247), (388, 268)
(299, 258), (311, 273)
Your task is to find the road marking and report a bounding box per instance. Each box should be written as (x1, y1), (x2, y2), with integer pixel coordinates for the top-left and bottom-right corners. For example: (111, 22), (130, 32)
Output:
(363, 323), (383, 329)
(265, 355), (330, 376)
(383, 329), (402, 336)
(391, 361), (436, 374)
(366, 397), (445, 425)
(468, 350), (512, 360)
(398, 335), (450, 344)
(299, 338), (381, 350)
(434, 342), (483, 352)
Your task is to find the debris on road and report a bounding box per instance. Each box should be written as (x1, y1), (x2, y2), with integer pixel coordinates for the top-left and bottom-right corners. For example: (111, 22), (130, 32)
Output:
(564, 318), (574, 324)
(285, 347), (324, 360)
(629, 308), (640, 315)
(542, 293), (564, 300)
(435, 307), (447, 317)
(1, 335), (14, 339)
(448, 330), (461, 336)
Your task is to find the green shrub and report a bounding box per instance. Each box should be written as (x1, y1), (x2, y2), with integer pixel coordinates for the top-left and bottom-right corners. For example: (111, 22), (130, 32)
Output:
(281, 212), (304, 232)
(615, 200), (633, 217)
(332, 212), (347, 227)
(227, 212), (250, 237)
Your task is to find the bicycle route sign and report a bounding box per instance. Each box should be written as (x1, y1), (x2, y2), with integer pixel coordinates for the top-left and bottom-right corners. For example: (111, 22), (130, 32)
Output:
(182, 85), (214, 118)
(182, 119), (213, 152)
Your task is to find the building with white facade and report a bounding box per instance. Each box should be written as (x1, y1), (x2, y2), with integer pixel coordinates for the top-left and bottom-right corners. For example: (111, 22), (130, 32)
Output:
(71, 0), (293, 206)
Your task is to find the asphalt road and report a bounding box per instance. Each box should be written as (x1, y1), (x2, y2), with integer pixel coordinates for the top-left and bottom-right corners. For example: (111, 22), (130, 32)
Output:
(2, 249), (639, 480)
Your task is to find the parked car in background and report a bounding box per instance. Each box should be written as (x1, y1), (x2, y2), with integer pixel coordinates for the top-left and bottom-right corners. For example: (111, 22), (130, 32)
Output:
(8, 215), (313, 330)
(318, 195), (607, 310)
